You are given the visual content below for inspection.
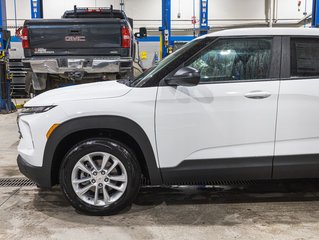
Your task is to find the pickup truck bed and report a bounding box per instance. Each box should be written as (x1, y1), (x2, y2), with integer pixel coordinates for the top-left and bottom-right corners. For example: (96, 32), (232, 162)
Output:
(20, 7), (135, 93)
(24, 18), (129, 57)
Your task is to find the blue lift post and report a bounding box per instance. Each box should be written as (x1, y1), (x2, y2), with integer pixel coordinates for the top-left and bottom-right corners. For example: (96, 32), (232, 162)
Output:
(199, 0), (209, 36)
(0, 0), (16, 113)
(160, 0), (209, 57)
(30, 0), (43, 19)
(159, 0), (172, 58)
(312, 0), (319, 27)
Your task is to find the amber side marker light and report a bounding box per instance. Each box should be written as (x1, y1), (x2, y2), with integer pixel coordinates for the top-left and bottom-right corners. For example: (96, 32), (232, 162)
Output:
(46, 124), (60, 139)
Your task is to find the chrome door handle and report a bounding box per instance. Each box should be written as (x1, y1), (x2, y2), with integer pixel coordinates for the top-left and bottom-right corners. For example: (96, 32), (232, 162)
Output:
(244, 91), (271, 99)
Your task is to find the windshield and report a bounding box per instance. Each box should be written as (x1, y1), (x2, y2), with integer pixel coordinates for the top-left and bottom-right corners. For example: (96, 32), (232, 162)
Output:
(131, 38), (201, 87)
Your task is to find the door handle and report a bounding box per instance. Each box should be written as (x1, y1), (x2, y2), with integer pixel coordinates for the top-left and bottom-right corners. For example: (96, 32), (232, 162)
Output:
(244, 91), (271, 99)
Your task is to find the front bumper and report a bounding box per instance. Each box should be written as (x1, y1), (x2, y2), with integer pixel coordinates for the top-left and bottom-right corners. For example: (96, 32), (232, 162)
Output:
(17, 155), (52, 188)
(23, 57), (132, 74)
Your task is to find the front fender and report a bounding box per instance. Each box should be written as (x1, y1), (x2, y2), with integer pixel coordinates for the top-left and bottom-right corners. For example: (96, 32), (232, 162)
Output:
(43, 115), (162, 186)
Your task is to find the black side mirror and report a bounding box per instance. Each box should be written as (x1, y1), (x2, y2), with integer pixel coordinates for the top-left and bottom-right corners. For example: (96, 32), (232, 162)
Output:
(165, 66), (200, 87)
(134, 27), (147, 39)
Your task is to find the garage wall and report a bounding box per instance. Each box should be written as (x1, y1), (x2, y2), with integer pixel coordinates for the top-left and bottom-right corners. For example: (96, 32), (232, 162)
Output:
(6, 0), (313, 31)
(42, 0), (314, 29)
(5, 0), (314, 61)
(5, 0), (30, 30)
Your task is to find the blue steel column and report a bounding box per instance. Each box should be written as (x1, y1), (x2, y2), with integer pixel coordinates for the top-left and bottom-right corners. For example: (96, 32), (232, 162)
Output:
(312, 0), (319, 27)
(0, 0), (5, 112)
(30, 0), (43, 19)
(0, 0), (16, 113)
(199, 0), (209, 35)
(160, 0), (171, 58)
(0, 0), (6, 33)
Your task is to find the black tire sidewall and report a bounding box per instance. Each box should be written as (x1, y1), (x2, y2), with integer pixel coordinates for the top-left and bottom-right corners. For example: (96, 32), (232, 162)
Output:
(59, 138), (141, 215)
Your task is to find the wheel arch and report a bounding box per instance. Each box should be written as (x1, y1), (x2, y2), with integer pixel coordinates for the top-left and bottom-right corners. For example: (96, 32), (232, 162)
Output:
(44, 116), (162, 187)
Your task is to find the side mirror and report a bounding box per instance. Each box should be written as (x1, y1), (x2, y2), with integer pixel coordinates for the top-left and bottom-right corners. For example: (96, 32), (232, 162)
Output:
(165, 66), (200, 87)
(134, 27), (147, 39)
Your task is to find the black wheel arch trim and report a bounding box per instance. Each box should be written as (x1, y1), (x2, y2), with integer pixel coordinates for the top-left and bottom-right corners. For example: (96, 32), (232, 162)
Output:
(43, 115), (162, 187)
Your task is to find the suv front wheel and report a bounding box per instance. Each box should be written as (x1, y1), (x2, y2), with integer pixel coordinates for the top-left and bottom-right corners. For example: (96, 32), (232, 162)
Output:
(59, 138), (141, 215)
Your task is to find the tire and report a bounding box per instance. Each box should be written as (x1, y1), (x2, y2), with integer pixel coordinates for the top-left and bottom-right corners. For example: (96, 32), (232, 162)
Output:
(59, 138), (141, 215)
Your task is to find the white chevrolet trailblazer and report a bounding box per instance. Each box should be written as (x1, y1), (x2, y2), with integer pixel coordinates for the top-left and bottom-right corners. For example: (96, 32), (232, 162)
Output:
(17, 28), (319, 215)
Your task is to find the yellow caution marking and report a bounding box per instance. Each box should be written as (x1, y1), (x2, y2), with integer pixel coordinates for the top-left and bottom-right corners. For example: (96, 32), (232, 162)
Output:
(140, 51), (147, 60)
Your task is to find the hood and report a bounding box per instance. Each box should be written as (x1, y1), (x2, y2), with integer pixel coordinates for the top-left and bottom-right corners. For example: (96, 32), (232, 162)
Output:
(25, 80), (132, 107)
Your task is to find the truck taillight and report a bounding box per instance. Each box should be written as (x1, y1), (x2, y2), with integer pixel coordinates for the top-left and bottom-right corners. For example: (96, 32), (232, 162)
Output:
(121, 26), (130, 49)
(21, 27), (30, 49)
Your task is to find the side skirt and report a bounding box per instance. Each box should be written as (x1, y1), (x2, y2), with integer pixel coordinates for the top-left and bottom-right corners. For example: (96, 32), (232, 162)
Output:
(273, 154), (319, 179)
(160, 157), (273, 185)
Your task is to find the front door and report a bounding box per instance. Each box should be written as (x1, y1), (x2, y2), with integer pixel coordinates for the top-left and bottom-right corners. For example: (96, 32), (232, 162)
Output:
(156, 37), (281, 184)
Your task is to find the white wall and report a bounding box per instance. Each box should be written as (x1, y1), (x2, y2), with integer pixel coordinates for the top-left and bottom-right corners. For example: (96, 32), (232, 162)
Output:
(43, 0), (120, 18)
(5, 0), (30, 31)
(4, 0), (314, 32)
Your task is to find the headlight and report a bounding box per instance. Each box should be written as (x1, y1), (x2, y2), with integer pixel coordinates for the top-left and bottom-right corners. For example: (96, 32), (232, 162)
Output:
(21, 105), (56, 114)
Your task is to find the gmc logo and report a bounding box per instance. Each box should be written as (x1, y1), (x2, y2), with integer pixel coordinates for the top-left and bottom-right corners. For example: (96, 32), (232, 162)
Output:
(65, 36), (86, 42)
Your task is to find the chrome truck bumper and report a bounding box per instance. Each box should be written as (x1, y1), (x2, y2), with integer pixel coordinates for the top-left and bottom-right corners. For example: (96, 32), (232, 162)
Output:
(23, 57), (132, 74)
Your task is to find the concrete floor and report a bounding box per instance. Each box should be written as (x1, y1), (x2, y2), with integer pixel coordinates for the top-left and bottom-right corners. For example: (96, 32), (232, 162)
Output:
(1, 112), (319, 240)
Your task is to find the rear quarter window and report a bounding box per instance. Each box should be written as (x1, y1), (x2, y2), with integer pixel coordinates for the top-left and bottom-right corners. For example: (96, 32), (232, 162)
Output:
(291, 38), (319, 77)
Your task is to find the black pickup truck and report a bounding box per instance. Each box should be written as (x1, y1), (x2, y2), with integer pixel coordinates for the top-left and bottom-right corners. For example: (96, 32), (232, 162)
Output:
(20, 6), (136, 93)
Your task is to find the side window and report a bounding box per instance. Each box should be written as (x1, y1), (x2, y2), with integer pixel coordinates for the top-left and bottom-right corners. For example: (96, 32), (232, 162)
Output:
(291, 38), (319, 77)
(187, 38), (273, 83)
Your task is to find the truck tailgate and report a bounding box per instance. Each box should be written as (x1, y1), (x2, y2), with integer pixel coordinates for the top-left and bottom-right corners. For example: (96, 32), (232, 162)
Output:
(25, 18), (123, 56)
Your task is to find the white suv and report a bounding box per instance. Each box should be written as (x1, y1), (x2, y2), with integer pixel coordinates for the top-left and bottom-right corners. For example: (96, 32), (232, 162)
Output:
(17, 28), (319, 215)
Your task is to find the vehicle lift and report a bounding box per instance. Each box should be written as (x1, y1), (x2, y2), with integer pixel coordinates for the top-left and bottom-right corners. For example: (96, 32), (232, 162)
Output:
(159, 0), (172, 58)
(312, 0), (319, 27)
(160, 0), (209, 58)
(0, 0), (15, 114)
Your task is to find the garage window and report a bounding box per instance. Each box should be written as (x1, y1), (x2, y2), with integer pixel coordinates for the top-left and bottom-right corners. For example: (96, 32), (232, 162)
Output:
(187, 38), (272, 82)
(291, 38), (319, 77)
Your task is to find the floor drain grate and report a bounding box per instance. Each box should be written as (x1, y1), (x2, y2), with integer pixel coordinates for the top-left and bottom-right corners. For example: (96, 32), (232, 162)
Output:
(0, 177), (36, 187)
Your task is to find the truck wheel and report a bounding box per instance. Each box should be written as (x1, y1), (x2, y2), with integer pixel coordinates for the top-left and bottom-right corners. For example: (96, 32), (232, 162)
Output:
(59, 138), (141, 215)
